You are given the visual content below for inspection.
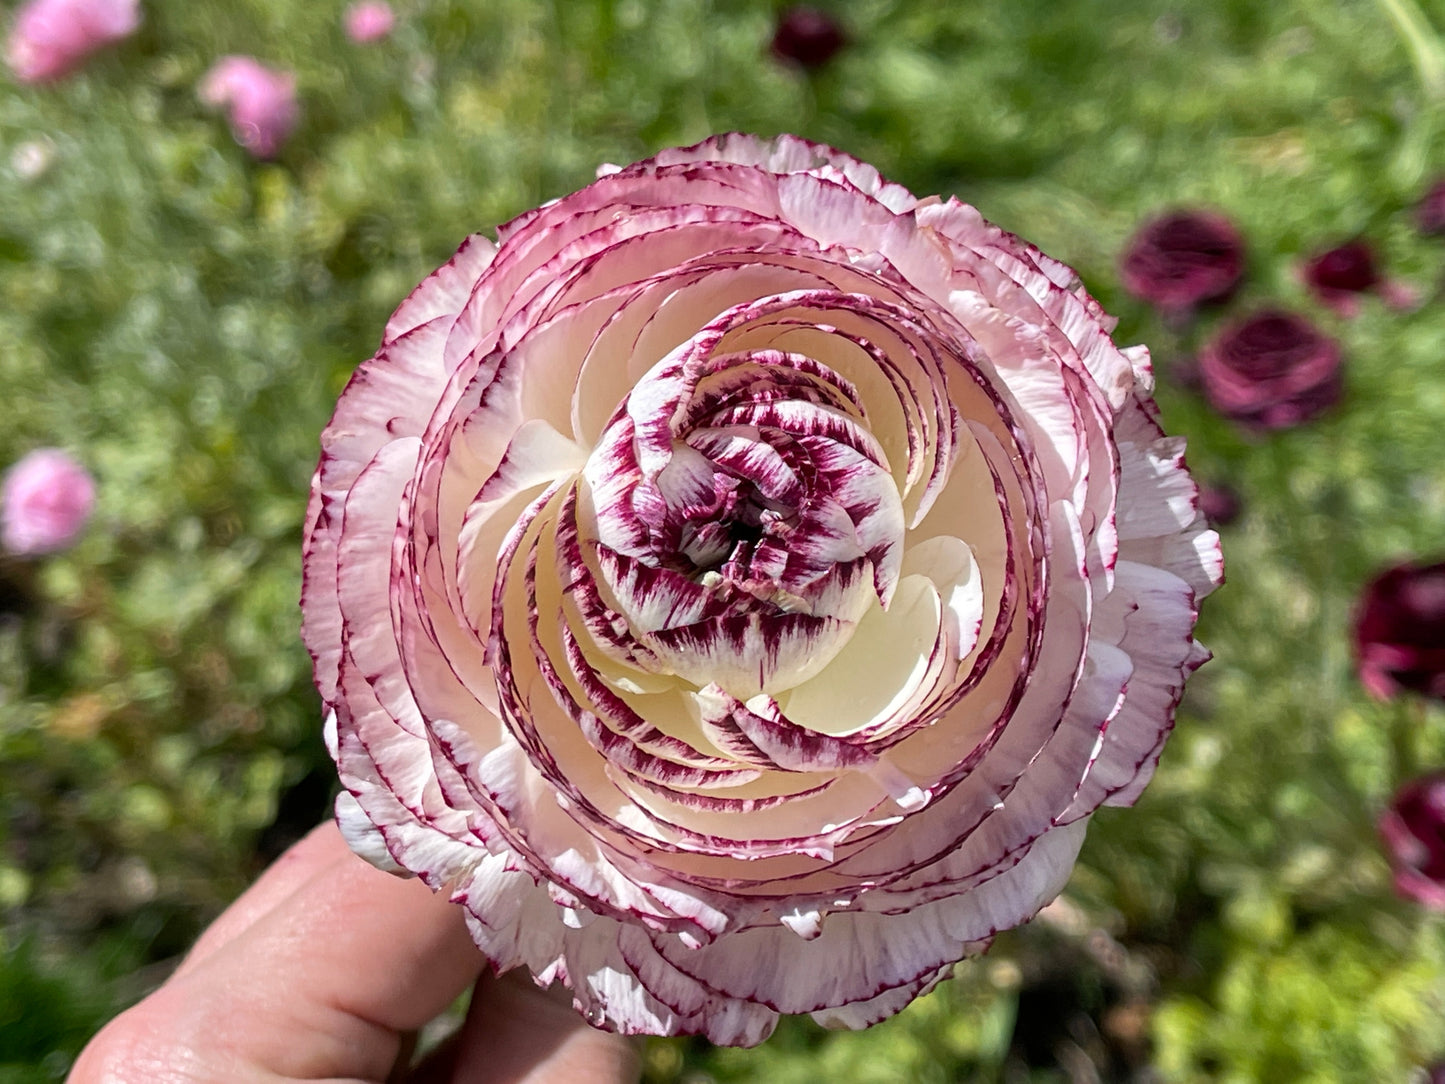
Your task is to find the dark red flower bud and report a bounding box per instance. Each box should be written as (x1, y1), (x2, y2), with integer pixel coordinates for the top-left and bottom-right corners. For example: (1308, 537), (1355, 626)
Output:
(1303, 240), (1380, 314)
(1353, 560), (1445, 702)
(770, 7), (846, 68)
(1198, 484), (1242, 527)
(1417, 179), (1445, 236)
(1198, 309), (1342, 429)
(1379, 772), (1445, 911)
(1118, 210), (1245, 315)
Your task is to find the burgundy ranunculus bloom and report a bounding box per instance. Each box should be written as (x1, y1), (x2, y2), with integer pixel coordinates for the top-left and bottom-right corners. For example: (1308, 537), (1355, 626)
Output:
(1353, 560), (1445, 702)
(1379, 772), (1445, 911)
(1303, 239), (1418, 315)
(1198, 484), (1242, 528)
(770, 6), (846, 68)
(1118, 210), (1245, 316)
(302, 134), (1222, 1045)
(1198, 309), (1342, 429)
(1417, 179), (1445, 236)
(1303, 239), (1378, 316)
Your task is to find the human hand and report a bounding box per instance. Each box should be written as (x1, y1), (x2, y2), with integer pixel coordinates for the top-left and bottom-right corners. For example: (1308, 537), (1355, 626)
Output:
(68, 821), (641, 1083)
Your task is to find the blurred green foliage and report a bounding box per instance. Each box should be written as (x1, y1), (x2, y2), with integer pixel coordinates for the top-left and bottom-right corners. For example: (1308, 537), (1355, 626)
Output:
(2, 0), (1445, 1080)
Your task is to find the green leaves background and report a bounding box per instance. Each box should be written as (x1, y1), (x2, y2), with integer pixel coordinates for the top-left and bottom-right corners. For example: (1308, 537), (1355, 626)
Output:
(2, 0), (1444, 1079)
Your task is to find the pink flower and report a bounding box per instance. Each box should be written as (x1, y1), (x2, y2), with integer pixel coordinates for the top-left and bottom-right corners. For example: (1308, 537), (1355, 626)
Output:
(1379, 773), (1445, 911)
(1198, 309), (1342, 429)
(5, 0), (139, 84)
(1118, 210), (1245, 317)
(301, 134), (1222, 1045)
(2, 449), (95, 555)
(198, 56), (298, 160)
(344, 1), (394, 44)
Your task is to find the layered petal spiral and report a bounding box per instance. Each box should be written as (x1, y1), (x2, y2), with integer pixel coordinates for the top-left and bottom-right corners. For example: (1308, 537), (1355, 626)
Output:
(301, 134), (1223, 1045)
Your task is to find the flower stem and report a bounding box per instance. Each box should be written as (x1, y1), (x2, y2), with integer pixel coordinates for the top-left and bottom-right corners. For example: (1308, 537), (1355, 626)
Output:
(1378, 0), (1445, 103)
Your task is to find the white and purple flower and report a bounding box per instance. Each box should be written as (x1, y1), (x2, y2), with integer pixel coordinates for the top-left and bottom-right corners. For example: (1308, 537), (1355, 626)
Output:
(301, 134), (1223, 1045)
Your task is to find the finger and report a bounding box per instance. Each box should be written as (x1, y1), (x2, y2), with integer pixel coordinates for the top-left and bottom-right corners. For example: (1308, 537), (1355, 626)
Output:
(172, 819), (341, 980)
(409, 971), (640, 1084)
(75, 823), (484, 1083)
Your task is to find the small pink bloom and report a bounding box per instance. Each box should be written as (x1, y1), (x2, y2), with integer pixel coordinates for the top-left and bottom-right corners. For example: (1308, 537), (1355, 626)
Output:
(344, 1), (394, 44)
(1119, 210), (1245, 317)
(2, 449), (95, 555)
(770, 6), (847, 68)
(1379, 772), (1445, 911)
(198, 56), (298, 160)
(5, 0), (139, 83)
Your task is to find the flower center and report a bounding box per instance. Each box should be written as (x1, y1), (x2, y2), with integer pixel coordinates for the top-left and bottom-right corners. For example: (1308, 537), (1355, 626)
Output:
(675, 473), (797, 581)
(577, 337), (906, 696)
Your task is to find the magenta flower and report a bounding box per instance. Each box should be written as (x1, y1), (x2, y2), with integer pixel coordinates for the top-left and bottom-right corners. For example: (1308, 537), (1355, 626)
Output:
(1118, 210), (1245, 317)
(344, 1), (394, 44)
(198, 56), (298, 160)
(1353, 560), (1445, 702)
(1198, 309), (1342, 429)
(1380, 773), (1445, 911)
(1418, 179), (1445, 236)
(2, 449), (95, 555)
(4, 0), (139, 83)
(770, 6), (847, 68)
(301, 134), (1222, 1045)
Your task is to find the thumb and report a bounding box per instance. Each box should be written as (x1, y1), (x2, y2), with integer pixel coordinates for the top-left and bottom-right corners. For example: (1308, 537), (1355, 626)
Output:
(408, 970), (640, 1084)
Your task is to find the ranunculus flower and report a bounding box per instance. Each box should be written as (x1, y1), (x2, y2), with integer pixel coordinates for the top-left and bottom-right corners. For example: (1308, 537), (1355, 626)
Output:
(1353, 560), (1445, 702)
(1198, 309), (1342, 429)
(1417, 179), (1445, 236)
(1379, 772), (1445, 911)
(344, 1), (394, 44)
(302, 134), (1222, 1045)
(4, 0), (139, 83)
(1198, 484), (1242, 528)
(2, 448), (95, 555)
(198, 56), (297, 160)
(1301, 239), (1414, 316)
(1118, 210), (1245, 317)
(770, 6), (847, 68)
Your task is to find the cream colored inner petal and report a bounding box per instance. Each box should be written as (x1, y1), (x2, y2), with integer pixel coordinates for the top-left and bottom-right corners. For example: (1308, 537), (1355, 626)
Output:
(776, 572), (941, 738)
(887, 444), (1037, 780)
(574, 264), (832, 445)
(455, 419), (587, 636)
(899, 535), (984, 663)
